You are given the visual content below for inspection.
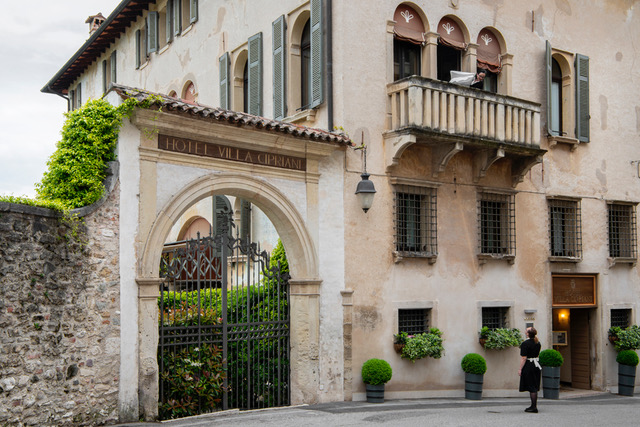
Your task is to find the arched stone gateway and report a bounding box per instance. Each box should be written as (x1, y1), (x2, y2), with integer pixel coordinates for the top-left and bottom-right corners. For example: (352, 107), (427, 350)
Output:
(112, 87), (350, 421)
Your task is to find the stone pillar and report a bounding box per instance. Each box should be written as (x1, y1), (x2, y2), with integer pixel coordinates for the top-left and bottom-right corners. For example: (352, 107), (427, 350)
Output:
(465, 42), (478, 74)
(289, 278), (322, 404)
(424, 32), (439, 79)
(501, 53), (514, 96)
(341, 289), (354, 401)
(386, 20), (396, 82)
(136, 278), (162, 421)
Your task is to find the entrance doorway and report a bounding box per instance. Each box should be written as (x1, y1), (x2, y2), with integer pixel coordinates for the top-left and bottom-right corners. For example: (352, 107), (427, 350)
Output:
(552, 307), (593, 389)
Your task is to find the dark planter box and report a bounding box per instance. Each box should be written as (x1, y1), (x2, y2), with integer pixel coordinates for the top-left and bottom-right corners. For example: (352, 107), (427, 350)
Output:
(618, 364), (637, 397)
(366, 384), (385, 403)
(464, 373), (483, 400)
(542, 366), (561, 399)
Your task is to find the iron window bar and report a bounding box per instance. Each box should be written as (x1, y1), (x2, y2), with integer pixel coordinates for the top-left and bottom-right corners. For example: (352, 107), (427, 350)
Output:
(398, 309), (430, 335)
(477, 192), (515, 258)
(482, 307), (508, 329)
(548, 198), (582, 260)
(611, 309), (631, 329)
(393, 185), (437, 258)
(608, 203), (638, 259)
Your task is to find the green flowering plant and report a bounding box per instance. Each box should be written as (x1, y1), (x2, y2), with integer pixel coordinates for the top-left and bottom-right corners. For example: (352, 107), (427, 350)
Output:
(401, 328), (444, 362)
(480, 327), (523, 350)
(609, 325), (640, 352)
(393, 332), (409, 345)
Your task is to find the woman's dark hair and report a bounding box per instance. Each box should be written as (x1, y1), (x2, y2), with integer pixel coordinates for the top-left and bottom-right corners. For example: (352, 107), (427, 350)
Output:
(527, 327), (539, 344)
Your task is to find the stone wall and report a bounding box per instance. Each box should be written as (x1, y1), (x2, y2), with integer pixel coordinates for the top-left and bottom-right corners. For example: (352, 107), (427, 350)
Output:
(0, 185), (120, 426)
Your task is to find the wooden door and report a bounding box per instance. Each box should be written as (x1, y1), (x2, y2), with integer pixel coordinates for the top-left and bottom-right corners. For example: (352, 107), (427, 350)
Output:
(570, 309), (591, 389)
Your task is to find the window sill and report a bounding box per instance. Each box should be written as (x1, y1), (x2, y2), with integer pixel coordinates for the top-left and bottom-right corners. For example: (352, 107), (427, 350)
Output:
(478, 254), (515, 265)
(284, 109), (316, 125)
(181, 24), (194, 36)
(138, 61), (149, 71)
(548, 135), (580, 151)
(393, 251), (437, 264)
(549, 256), (581, 263)
(158, 44), (170, 55)
(608, 257), (637, 268)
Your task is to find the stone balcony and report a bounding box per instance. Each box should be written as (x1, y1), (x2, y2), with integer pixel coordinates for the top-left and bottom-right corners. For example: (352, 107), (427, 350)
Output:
(385, 76), (546, 187)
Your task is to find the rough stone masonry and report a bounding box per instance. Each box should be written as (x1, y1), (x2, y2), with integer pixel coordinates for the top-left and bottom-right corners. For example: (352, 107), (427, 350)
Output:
(0, 184), (121, 426)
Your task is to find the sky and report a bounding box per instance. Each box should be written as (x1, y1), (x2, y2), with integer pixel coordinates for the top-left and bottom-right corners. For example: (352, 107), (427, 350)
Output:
(0, 0), (122, 198)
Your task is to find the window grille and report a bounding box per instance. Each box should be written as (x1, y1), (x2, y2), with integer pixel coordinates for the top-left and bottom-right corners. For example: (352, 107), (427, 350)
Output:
(608, 204), (637, 258)
(611, 309), (631, 328)
(394, 185), (437, 256)
(548, 199), (582, 258)
(482, 307), (508, 329)
(478, 192), (515, 256)
(398, 309), (430, 335)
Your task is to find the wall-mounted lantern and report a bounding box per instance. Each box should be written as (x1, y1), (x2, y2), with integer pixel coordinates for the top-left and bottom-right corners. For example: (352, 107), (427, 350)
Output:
(354, 144), (376, 213)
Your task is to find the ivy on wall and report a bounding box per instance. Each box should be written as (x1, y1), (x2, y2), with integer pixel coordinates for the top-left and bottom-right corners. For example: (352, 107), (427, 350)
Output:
(0, 95), (160, 210)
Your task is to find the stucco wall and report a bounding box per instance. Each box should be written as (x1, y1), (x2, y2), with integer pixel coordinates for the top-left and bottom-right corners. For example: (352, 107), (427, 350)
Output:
(0, 185), (120, 425)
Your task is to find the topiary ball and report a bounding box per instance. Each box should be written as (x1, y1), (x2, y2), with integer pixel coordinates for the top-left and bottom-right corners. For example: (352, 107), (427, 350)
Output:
(616, 350), (640, 367)
(461, 353), (487, 375)
(539, 349), (564, 367)
(361, 358), (392, 385)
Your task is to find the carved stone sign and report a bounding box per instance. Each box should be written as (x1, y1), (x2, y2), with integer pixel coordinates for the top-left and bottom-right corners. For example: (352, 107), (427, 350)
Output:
(552, 275), (597, 307)
(158, 134), (306, 171)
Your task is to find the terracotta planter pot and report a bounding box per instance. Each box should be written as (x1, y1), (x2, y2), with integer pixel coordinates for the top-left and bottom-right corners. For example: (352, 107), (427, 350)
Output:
(479, 338), (487, 347)
(394, 343), (405, 354)
(609, 335), (619, 345)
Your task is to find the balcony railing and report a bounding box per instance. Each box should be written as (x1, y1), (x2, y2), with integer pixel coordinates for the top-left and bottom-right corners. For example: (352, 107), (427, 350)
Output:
(387, 76), (541, 149)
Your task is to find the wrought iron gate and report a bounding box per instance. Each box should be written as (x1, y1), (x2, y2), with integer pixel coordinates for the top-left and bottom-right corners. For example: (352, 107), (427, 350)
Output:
(158, 218), (290, 420)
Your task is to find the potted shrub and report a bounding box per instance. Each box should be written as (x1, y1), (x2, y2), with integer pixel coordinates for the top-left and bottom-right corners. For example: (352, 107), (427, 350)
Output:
(400, 328), (445, 362)
(479, 327), (523, 350)
(539, 349), (564, 399)
(393, 332), (409, 354)
(616, 350), (639, 396)
(361, 358), (392, 403)
(461, 353), (487, 400)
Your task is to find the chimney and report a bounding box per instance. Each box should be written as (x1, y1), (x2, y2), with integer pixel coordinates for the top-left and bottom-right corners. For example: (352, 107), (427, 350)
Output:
(86, 13), (106, 35)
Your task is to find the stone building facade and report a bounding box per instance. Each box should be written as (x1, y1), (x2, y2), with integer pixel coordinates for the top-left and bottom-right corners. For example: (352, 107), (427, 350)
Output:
(38, 0), (640, 422)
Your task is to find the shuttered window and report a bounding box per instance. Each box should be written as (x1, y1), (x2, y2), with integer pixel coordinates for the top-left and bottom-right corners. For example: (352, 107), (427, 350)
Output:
(575, 54), (590, 142)
(272, 15), (287, 120)
(135, 30), (142, 69)
(190, 0), (198, 24)
(545, 41), (556, 136)
(110, 51), (117, 83)
(69, 90), (75, 111)
(76, 83), (82, 108)
(309, 0), (323, 108)
(219, 52), (230, 109)
(248, 32), (263, 116)
(166, 0), (174, 43)
(102, 60), (108, 93)
(147, 12), (159, 54)
(173, 0), (182, 36)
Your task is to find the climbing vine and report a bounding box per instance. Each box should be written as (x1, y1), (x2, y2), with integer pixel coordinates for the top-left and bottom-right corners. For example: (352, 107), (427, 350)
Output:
(0, 95), (161, 211)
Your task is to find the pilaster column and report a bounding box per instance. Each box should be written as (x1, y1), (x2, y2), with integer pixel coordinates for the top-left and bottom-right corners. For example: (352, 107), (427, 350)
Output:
(136, 277), (162, 420)
(289, 278), (322, 404)
(424, 32), (439, 79)
(341, 289), (354, 400)
(501, 53), (514, 96)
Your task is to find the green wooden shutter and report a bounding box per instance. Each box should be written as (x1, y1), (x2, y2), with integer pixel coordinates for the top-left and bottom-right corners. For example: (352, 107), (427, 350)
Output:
(190, 0), (198, 24)
(273, 15), (287, 120)
(575, 54), (590, 142)
(69, 90), (75, 111)
(545, 40), (557, 136)
(219, 52), (230, 109)
(241, 199), (251, 241)
(102, 60), (108, 93)
(135, 30), (141, 68)
(77, 83), (82, 107)
(147, 12), (158, 54)
(173, 0), (182, 36)
(166, 0), (174, 43)
(310, 0), (323, 108)
(110, 51), (117, 83)
(248, 32), (263, 116)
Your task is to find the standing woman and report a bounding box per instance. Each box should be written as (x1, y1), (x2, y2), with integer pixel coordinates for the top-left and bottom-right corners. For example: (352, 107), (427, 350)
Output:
(519, 327), (542, 413)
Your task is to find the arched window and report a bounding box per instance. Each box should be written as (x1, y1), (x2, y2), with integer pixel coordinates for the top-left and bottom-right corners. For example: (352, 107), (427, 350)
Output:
(183, 81), (196, 103)
(436, 17), (466, 82)
(392, 5), (423, 81)
(178, 217), (211, 241)
(476, 28), (501, 93)
(550, 59), (563, 135)
(301, 19), (311, 109)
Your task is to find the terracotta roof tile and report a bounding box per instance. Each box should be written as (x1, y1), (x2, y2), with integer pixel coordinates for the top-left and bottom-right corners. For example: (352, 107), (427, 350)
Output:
(110, 83), (353, 146)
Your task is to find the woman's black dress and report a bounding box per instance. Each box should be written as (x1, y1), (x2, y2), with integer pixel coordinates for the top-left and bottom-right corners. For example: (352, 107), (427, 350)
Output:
(519, 339), (542, 392)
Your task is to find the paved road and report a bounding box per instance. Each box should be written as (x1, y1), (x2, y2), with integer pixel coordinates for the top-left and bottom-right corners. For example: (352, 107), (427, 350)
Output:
(122, 393), (640, 426)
